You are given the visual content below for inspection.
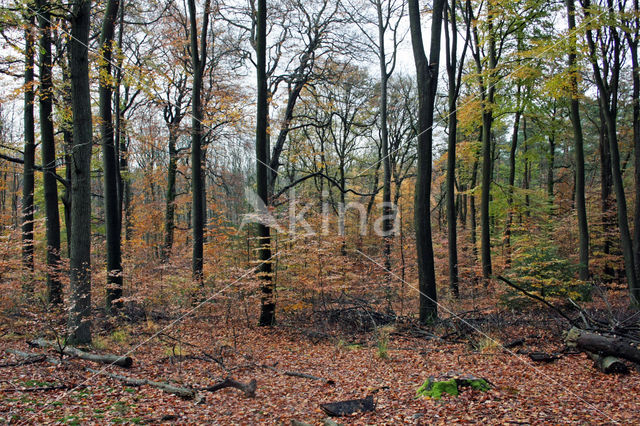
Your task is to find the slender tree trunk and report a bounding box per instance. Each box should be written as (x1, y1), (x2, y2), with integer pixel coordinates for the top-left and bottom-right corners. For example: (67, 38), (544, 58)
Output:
(627, 0), (640, 280)
(36, 0), (63, 303)
(599, 110), (614, 279)
(480, 2), (496, 281)
(505, 89), (522, 267)
(68, 0), (93, 344)
(522, 117), (530, 216)
(547, 133), (556, 204)
(22, 15), (35, 273)
(444, 0), (459, 297)
(409, 0), (444, 323)
(114, 0), (125, 240)
(62, 138), (72, 257)
(470, 158), (478, 260)
(163, 130), (178, 261)
(256, 0), (274, 325)
(100, 0), (123, 314)
(187, 0), (210, 285)
(58, 32), (73, 257)
(372, 0), (394, 299)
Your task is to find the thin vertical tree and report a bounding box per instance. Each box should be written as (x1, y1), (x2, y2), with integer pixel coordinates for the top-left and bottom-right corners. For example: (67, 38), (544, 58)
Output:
(566, 0), (589, 280)
(37, 0), (63, 303)
(444, 0), (469, 297)
(99, 0), (123, 314)
(187, 0), (210, 285)
(256, 0), (274, 325)
(22, 11), (35, 273)
(624, 0), (640, 281)
(408, 0), (445, 323)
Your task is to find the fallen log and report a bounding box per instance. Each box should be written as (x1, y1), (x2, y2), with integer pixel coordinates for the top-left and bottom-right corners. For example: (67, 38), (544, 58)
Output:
(566, 327), (640, 364)
(565, 327), (636, 372)
(200, 378), (256, 398)
(6, 349), (195, 399)
(29, 338), (133, 368)
(84, 367), (196, 399)
(585, 352), (629, 374)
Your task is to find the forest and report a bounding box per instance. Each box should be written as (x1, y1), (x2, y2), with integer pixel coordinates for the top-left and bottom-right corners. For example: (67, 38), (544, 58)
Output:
(1, 0), (640, 423)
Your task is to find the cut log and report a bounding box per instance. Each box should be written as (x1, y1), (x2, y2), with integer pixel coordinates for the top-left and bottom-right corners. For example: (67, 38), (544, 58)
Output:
(200, 378), (256, 398)
(29, 338), (132, 368)
(320, 395), (375, 417)
(586, 352), (629, 374)
(566, 327), (640, 364)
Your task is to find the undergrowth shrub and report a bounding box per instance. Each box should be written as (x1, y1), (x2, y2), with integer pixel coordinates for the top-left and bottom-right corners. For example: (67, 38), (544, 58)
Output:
(502, 231), (591, 309)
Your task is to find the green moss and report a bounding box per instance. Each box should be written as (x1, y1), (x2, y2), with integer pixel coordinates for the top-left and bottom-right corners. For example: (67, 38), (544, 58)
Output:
(416, 377), (490, 399)
(468, 379), (490, 392)
(416, 378), (459, 399)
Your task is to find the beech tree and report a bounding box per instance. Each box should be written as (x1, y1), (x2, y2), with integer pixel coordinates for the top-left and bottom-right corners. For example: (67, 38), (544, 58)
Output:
(187, 0), (211, 285)
(36, 0), (63, 303)
(22, 10), (35, 273)
(255, 0), (274, 325)
(99, 0), (123, 314)
(68, 0), (93, 344)
(566, 0), (589, 281)
(408, 0), (445, 323)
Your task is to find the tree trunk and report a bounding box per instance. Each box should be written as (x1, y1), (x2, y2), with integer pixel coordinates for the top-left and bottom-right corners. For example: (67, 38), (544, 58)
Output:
(505, 93), (522, 267)
(547, 133), (555, 203)
(599, 108), (615, 279)
(470, 158), (478, 261)
(376, 2), (393, 287)
(100, 0), (123, 314)
(566, 0), (589, 281)
(566, 327), (640, 365)
(37, 0), (63, 303)
(114, 1), (131, 243)
(256, 0), (274, 325)
(480, 2), (496, 281)
(163, 131), (178, 261)
(58, 40), (73, 257)
(187, 0), (210, 285)
(522, 117), (530, 216)
(626, 0), (640, 282)
(444, 0), (459, 297)
(68, 0), (94, 345)
(22, 15), (35, 273)
(409, 0), (444, 323)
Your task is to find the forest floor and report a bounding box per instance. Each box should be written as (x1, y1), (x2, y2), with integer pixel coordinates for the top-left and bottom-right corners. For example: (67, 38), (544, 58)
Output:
(1, 283), (640, 425)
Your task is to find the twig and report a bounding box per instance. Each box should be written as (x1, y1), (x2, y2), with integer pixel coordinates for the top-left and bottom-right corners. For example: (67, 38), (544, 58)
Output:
(0, 384), (84, 392)
(0, 355), (46, 368)
(258, 364), (334, 384)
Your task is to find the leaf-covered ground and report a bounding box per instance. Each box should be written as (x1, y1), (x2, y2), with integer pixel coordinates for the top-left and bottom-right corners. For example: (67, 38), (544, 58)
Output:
(2, 300), (640, 425)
